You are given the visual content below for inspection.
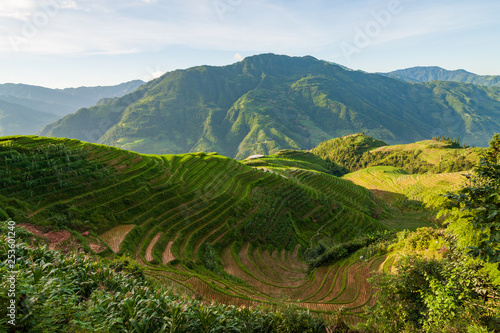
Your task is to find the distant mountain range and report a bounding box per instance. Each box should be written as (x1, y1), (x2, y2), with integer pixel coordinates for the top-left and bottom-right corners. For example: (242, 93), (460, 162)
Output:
(39, 54), (500, 158)
(382, 66), (500, 87)
(0, 80), (144, 136)
(0, 99), (59, 136)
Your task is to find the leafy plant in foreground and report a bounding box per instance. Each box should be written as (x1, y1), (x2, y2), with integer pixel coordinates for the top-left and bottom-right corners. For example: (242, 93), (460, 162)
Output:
(0, 222), (331, 332)
(444, 134), (500, 264)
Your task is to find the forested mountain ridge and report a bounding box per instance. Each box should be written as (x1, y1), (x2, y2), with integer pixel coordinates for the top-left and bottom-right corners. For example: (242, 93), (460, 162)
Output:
(0, 80), (144, 116)
(382, 66), (500, 87)
(40, 54), (500, 159)
(0, 80), (144, 138)
(0, 99), (59, 136)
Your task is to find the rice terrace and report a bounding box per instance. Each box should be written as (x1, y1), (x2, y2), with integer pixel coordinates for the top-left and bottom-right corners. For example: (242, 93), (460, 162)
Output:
(2, 131), (499, 332)
(2, 0), (500, 330)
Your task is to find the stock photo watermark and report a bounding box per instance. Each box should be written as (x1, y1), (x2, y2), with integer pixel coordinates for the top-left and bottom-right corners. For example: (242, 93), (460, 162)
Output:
(340, 0), (403, 63)
(5, 220), (18, 326)
(81, 64), (165, 143)
(8, 0), (67, 52)
(82, 118), (114, 143)
(213, 0), (243, 21)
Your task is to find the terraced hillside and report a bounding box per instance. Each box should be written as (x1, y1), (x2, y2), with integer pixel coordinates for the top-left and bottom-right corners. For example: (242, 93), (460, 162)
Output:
(344, 166), (468, 230)
(241, 149), (350, 176)
(0, 135), (388, 321)
(344, 166), (467, 207)
(312, 133), (480, 174)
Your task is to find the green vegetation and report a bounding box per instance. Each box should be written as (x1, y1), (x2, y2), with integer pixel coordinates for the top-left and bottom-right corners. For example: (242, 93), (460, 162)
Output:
(361, 135), (500, 332)
(365, 228), (500, 333)
(306, 231), (396, 270)
(0, 135), (386, 324)
(2, 133), (500, 332)
(383, 66), (500, 87)
(444, 134), (500, 263)
(344, 166), (467, 209)
(40, 54), (500, 158)
(313, 133), (480, 175)
(241, 149), (341, 175)
(0, 223), (330, 333)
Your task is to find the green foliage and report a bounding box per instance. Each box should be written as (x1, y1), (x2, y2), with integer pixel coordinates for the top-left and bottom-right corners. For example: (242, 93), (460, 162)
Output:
(306, 231), (395, 270)
(0, 225), (331, 332)
(431, 136), (464, 148)
(0, 207), (9, 220)
(366, 253), (499, 332)
(108, 256), (146, 280)
(311, 133), (386, 174)
(444, 134), (500, 264)
(313, 134), (478, 175)
(402, 227), (441, 251)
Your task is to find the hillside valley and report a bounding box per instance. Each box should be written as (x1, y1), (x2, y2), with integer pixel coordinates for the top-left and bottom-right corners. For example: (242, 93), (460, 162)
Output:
(1, 133), (499, 332)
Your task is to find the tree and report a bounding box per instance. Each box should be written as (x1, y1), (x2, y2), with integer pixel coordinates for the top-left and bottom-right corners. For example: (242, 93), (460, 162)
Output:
(444, 134), (500, 264)
(367, 254), (493, 332)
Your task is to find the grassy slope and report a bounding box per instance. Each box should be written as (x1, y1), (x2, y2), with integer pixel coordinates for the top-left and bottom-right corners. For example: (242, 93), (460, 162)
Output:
(1, 134), (477, 323)
(240, 135), (476, 231)
(0, 135), (387, 321)
(256, 135), (474, 231)
(370, 139), (480, 165)
(343, 166), (467, 230)
(241, 149), (335, 174)
(313, 133), (481, 174)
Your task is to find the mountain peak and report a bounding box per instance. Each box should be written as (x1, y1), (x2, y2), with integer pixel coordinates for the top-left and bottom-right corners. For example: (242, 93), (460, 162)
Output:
(382, 66), (500, 87)
(39, 56), (500, 157)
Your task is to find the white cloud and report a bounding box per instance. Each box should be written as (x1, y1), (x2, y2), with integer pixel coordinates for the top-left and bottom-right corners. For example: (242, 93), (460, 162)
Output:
(0, 1), (342, 56)
(0, 0), (37, 20)
(0, 0), (499, 71)
(59, 0), (79, 10)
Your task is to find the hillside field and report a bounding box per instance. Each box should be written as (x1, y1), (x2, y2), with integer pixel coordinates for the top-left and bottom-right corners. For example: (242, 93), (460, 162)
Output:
(0, 134), (484, 328)
(0, 135), (395, 323)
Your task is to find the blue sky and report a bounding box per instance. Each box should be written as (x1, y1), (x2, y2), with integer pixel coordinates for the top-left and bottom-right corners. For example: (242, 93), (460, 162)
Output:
(1, 0), (499, 88)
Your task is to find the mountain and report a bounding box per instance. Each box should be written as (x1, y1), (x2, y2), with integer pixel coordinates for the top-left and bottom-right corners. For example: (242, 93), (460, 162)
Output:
(58, 80), (146, 107)
(0, 99), (59, 136)
(382, 66), (500, 87)
(39, 54), (500, 159)
(0, 80), (144, 117)
(0, 80), (144, 139)
(0, 95), (72, 116)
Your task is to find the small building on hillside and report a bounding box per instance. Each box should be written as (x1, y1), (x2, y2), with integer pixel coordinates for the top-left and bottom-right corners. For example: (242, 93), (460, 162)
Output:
(246, 154), (265, 160)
